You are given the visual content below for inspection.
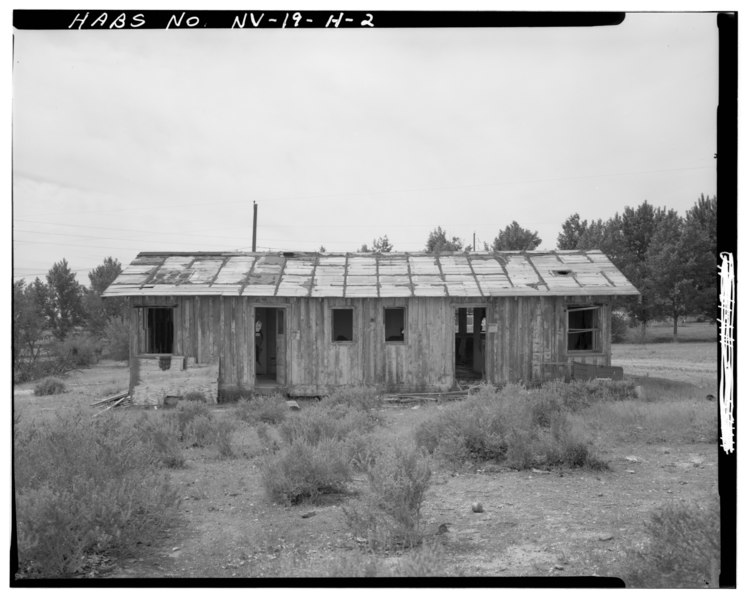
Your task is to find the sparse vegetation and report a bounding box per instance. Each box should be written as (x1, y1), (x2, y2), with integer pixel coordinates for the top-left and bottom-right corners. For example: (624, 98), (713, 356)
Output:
(236, 394), (288, 425)
(415, 384), (609, 471)
(261, 438), (353, 505)
(13, 345), (717, 583)
(14, 410), (180, 578)
(33, 376), (66, 396)
(622, 499), (720, 588)
(182, 390), (207, 402)
(344, 443), (432, 549)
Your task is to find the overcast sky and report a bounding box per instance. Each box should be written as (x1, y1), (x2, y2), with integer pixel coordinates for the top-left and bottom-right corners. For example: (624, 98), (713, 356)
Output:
(12, 11), (718, 284)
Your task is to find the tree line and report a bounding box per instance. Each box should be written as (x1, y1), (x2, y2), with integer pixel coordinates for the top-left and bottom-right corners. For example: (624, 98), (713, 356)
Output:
(352, 194), (717, 339)
(13, 194), (716, 381)
(13, 257), (128, 381)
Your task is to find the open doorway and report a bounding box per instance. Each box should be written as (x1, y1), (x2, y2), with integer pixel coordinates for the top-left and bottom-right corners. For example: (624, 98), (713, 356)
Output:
(454, 306), (486, 381)
(254, 307), (286, 386)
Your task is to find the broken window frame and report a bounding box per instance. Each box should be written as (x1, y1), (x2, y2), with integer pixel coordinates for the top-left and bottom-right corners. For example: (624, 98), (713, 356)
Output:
(142, 306), (174, 354)
(384, 307), (406, 343)
(331, 308), (354, 343)
(567, 305), (601, 353)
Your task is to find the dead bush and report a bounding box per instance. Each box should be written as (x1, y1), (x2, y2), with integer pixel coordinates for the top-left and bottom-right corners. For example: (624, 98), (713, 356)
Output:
(33, 377), (66, 396)
(236, 394), (288, 425)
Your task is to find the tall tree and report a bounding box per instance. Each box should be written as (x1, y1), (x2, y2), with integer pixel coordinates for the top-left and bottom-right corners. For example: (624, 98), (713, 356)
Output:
(615, 202), (666, 339)
(557, 213), (589, 250)
(686, 194), (717, 262)
(425, 227), (463, 253)
(491, 221), (541, 251)
(685, 194), (718, 319)
(13, 279), (48, 376)
(45, 258), (86, 340)
(646, 209), (715, 338)
(84, 257), (125, 334)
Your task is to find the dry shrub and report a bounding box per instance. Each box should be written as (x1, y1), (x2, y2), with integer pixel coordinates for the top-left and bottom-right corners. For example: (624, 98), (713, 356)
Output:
(33, 377), (66, 396)
(344, 443), (431, 550)
(622, 499), (720, 588)
(14, 410), (180, 578)
(135, 414), (185, 468)
(261, 438), (352, 505)
(321, 386), (382, 414)
(279, 401), (375, 446)
(236, 394), (288, 425)
(415, 386), (605, 470)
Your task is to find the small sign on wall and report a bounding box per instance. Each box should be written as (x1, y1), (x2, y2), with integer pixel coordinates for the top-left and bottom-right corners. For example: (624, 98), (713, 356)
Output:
(487, 323), (498, 333)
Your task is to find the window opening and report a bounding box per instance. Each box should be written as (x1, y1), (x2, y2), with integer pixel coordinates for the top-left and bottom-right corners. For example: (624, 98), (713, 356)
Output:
(385, 308), (405, 342)
(146, 307), (174, 354)
(332, 308), (354, 342)
(567, 306), (600, 351)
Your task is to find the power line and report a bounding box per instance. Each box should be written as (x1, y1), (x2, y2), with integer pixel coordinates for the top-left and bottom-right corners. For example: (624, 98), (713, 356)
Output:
(16, 164), (715, 216)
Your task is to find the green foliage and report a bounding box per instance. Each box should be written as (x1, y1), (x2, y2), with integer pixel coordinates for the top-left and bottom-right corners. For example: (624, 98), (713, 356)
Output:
(261, 438), (352, 505)
(135, 415), (185, 468)
(360, 235), (394, 253)
(622, 499), (720, 588)
(344, 443), (432, 550)
(490, 220), (542, 251)
(85, 257), (127, 335)
(52, 334), (100, 369)
(101, 317), (130, 361)
(611, 311), (628, 342)
(321, 386), (382, 414)
(13, 279), (49, 381)
(415, 384), (611, 471)
(45, 259), (86, 341)
(14, 411), (180, 578)
(424, 226), (463, 253)
(236, 394), (288, 425)
(279, 401), (376, 446)
(557, 213), (588, 250)
(33, 377), (66, 396)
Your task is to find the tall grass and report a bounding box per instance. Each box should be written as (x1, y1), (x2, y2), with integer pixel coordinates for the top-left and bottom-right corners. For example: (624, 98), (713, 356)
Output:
(14, 410), (180, 578)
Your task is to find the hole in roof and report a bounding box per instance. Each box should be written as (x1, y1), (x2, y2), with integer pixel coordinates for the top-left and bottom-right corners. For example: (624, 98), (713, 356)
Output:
(552, 269), (573, 276)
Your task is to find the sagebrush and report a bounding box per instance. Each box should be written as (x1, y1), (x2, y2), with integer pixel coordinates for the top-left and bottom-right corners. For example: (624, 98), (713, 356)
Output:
(344, 443), (431, 549)
(33, 376), (66, 396)
(14, 410), (180, 578)
(622, 499), (720, 588)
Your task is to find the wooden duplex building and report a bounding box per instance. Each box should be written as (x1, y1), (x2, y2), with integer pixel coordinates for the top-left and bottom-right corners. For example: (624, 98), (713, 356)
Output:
(103, 250), (638, 401)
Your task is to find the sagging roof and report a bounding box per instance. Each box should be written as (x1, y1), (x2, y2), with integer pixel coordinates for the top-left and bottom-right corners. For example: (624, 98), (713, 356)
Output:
(103, 250), (638, 299)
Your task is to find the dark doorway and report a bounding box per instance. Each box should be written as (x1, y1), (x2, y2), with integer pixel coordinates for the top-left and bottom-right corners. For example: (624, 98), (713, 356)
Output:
(454, 307), (486, 381)
(146, 307), (173, 354)
(254, 307), (286, 385)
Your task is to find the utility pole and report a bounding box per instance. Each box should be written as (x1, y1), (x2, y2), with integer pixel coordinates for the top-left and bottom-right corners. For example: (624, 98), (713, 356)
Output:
(252, 201), (258, 252)
(473, 232), (476, 251)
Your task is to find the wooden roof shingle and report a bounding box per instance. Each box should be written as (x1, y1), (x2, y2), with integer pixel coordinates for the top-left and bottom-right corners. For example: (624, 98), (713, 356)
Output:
(103, 250), (639, 298)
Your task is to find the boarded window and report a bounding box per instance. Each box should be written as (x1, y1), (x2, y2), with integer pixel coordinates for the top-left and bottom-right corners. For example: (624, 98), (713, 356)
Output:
(385, 308), (405, 342)
(567, 306), (600, 352)
(332, 308), (353, 342)
(146, 307), (174, 354)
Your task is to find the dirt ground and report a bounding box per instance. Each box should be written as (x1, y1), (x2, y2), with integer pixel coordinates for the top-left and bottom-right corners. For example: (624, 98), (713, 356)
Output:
(13, 350), (719, 583)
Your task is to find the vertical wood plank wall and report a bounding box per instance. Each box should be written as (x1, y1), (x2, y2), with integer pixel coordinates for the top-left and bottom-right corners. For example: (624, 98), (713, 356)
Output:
(129, 294), (613, 394)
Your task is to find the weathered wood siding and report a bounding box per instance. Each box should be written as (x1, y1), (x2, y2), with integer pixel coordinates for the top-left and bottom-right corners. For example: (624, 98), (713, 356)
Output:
(128, 293), (614, 394)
